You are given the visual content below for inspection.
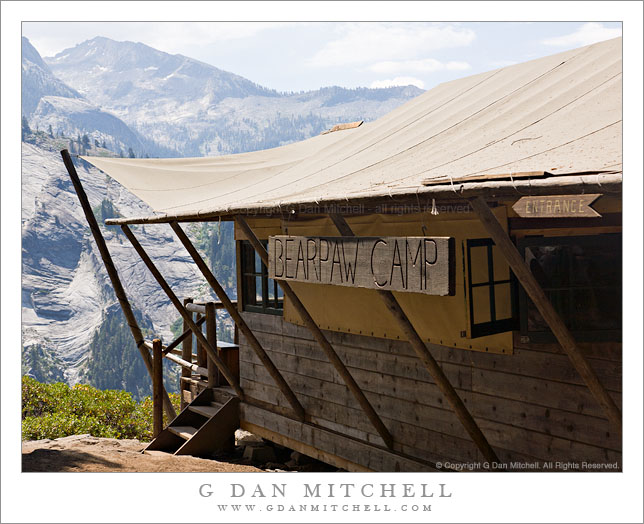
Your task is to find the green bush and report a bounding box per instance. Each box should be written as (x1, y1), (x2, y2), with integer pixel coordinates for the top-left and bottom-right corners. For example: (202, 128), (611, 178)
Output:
(21, 376), (180, 442)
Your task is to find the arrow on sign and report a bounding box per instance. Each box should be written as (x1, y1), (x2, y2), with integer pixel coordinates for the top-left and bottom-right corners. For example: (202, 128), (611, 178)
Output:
(512, 194), (602, 218)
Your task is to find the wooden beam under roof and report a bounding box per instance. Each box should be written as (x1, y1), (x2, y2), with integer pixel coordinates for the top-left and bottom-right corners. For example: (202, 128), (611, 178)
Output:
(104, 172), (621, 225)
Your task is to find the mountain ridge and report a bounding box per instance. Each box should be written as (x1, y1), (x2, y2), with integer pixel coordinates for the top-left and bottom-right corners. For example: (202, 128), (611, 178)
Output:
(46, 36), (423, 156)
(22, 35), (423, 392)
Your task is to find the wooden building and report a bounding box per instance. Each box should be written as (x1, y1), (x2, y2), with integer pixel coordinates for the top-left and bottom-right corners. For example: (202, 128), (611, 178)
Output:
(63, 37), (622, 471)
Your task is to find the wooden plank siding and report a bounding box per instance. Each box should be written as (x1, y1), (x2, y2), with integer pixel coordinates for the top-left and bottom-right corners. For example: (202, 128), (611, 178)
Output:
(238, 312), (622, 469)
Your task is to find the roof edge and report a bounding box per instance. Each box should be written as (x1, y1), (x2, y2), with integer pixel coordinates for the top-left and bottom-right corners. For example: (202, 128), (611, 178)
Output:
(104, 172), (621, 225)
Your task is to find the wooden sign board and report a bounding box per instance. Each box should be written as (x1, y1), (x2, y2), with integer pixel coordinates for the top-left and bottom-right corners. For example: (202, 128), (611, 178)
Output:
(512, 194), (601, 218)
(268, 236), (454, 296)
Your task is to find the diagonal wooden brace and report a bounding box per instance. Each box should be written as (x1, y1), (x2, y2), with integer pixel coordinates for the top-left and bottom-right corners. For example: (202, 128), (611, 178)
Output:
(329, 213), (501, 465)
(170, 221), (306, 421)
(120, 224), (244, 400)
(235, 215), (394, 449)
(60, 150), (176, 420)
(468, 196), (621, 432)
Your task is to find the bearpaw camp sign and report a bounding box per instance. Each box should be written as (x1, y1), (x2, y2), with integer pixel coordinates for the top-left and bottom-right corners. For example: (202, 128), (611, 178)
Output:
(268, 236), (454, 296)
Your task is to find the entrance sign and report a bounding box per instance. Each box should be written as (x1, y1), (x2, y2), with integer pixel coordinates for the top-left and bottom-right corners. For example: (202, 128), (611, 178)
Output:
(512, 194), (601, 218)
(268, 236), (454, 296)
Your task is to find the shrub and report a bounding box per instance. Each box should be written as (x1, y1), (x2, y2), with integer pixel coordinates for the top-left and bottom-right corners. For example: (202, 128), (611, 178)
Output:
(21, 376), (180, 442)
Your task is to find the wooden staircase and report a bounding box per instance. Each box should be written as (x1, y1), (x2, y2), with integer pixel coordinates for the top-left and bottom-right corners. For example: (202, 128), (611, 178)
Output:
(146, 387), (239, 457)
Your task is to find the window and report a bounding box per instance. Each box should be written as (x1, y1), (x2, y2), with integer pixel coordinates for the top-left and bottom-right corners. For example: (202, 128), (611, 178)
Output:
(518, 234), (621, 342)
(240, 240), (283, 315)
(465, 238), (518, 338)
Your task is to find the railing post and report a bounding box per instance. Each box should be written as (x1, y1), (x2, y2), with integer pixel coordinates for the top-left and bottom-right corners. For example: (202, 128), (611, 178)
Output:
(181, 298), (193, 410)
(152, 339), (163, 438)
(205, 302), (218, 387)
(196, 314), (208, 383)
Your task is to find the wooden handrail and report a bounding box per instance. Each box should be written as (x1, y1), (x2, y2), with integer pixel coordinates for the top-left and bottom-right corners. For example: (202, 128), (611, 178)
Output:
(121, 223), (244, 399)
(185, 301), (235, 314)
(164, 351), (208, 376)
(163, 314), (205, 355)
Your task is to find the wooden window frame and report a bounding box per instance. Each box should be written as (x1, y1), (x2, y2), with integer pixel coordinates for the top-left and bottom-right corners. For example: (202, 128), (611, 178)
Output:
(240, 240), (283, 315)
(465, 238), (518, 338)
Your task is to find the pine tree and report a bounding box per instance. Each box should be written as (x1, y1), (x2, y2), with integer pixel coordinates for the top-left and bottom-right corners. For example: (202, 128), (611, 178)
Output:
(48, 124), (54, 138)
(128, 147), (135, 158)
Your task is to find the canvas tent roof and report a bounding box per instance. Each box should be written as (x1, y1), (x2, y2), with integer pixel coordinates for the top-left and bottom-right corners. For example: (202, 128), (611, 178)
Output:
(84, 37), (622, 223)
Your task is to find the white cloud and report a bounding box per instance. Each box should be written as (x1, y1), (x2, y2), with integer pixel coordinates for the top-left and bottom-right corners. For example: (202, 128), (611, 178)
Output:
(23, 22), (290, 58)
(370, 77), (425, 89)
(368, 58), (470, 75)
(308, 23), (475, 68)
(542, 22), (621, 47)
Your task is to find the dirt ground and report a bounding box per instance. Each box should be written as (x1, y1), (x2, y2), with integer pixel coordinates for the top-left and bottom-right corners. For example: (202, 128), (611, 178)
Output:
(22, 434), (262, 473)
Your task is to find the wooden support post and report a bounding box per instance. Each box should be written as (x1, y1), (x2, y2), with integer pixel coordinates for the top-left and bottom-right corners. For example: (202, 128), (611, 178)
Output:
(205, 302), (218, 387)
(196, 314), (208, 382)
(468, 196), (622, 432)
(170, 221), (306, 421)
(152, 339), (163, 438)
(329, 213), (500, 464)
(181, 298), (193, 409)
(60, 150), (176, 421)
(120, 224), (244, 400)
(235, 215), (394, 449)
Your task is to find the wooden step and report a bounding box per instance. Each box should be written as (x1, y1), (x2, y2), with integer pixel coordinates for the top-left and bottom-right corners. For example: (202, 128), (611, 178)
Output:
(168, 426), (198, 440)
(189, 404), (220, 418)
(217, 341), (239, 350)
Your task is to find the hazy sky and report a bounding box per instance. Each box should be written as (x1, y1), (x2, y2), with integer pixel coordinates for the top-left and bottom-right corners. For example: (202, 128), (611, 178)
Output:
(22, 21), (621, 92)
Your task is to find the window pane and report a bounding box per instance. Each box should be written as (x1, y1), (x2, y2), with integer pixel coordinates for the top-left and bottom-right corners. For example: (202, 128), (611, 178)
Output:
(268, 277), (276, 302)
(570, 288), (621, 331)
(244, 275), (257, 305)
(255, 252), (262, 273)
(469, 246), (489, 285)
(255, 276), (263, 302)
(494, 282), (513, 321)
(526, 246), (570, 288)
(570, 244), (621, 287)
(241, 242), (255, 274)
(472, 285), (491, 324)
(527, 290), (570, 332)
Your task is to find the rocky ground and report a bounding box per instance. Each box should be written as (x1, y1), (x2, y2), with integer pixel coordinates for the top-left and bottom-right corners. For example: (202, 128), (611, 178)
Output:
(22, 431), (340, 473)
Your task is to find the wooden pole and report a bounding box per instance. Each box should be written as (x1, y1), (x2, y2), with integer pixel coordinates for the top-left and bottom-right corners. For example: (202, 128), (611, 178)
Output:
(60, 150), (176, 421)
(468, 196), (622, 432)
(152, 339), (163, 438)
(235, 216), (394, 449)
(205, 302), (218, 387)
(196, 313), (208, 382)
(164, 351), (208, 376)
(170, 221), (306, 421)
(120, 224), (245, 400)
(329, 213), (500, 465)
(181, 298), (193, 410)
